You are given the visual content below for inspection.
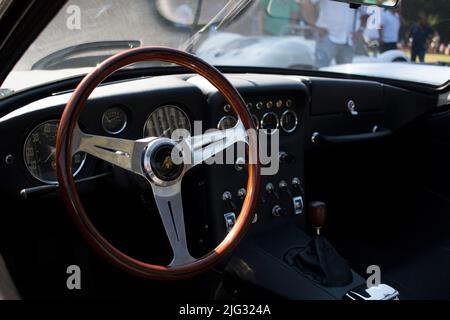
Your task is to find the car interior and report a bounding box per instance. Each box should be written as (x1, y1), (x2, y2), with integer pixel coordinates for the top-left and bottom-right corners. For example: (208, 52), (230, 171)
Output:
(0, 0), (449, 301)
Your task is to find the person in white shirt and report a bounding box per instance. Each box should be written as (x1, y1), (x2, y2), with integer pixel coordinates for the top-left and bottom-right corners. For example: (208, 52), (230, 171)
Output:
(301, 0), (369, 67)
(379, 8), (402, 53)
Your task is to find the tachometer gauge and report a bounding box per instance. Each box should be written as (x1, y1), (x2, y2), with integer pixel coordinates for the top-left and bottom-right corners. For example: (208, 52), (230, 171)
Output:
(144, 105), (191, 139)
(23, 120), (86, 184)
(102, 106), (128, 134)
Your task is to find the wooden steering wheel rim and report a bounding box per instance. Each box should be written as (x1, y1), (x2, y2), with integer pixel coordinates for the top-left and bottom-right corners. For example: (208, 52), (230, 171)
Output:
(55, 46), (261, 280)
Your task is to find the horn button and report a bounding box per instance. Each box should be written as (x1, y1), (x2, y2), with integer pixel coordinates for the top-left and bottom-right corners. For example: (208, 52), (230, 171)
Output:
(143, 139), (184, 183)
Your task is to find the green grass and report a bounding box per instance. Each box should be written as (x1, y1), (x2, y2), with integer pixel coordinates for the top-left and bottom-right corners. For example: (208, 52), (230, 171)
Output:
(424, 54), (450, 63)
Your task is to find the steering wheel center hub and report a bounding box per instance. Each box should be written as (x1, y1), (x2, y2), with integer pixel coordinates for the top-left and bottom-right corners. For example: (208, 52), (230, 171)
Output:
(143, 138), (184, 184)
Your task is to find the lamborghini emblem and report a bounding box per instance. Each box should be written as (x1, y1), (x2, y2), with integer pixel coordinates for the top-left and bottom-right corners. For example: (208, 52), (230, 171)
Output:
(162, 155), (173, 170)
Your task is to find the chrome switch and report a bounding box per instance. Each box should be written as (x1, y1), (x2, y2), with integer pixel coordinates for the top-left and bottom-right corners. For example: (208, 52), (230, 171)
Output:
(292, 196), (304, 215)
(224, 212), (236, 233)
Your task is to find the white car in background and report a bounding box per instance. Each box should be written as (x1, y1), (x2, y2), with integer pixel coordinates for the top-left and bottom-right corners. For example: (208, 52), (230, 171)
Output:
(196, 30), (408, 70)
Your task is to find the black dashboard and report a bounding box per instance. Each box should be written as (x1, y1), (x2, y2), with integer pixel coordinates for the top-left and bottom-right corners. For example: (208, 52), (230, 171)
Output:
(0, 72), (437, 244)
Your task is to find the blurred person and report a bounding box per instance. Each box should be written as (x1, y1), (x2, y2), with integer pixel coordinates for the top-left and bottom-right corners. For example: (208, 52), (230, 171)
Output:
(258, 0), (300, 36)
(379, 7), (402, 53)
(301, 0), (369, 67)
(431, 31), (441, 54)
(364, 26), (381, 55)
(439, 43), (445, 55)
(409, 11), (434, 63)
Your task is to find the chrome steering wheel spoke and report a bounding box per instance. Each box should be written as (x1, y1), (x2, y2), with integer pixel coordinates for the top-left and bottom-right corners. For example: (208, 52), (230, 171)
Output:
(151, 183), (194, 267)
(72, 124), (152, 177)
(180, 119), (248, 171)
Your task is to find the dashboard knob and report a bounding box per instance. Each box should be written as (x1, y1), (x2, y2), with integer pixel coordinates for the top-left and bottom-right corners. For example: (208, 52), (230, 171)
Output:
(309, 201), (327, 235)
(280, 151), (295, 164)
(235, 157), (246, 171)
(272, 205), (284, 217)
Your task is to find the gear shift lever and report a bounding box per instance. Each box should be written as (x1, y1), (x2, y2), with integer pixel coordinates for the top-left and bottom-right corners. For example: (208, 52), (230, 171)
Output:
(285, 201), (353, 287)
(308, 201), (327, 236)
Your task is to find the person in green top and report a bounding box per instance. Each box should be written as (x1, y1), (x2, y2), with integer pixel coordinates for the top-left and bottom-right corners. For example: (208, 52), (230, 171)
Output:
(259, 0), (301, 36)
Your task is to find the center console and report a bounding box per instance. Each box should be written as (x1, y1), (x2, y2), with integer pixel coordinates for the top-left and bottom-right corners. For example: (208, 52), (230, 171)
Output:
(192, 74), (398, 300)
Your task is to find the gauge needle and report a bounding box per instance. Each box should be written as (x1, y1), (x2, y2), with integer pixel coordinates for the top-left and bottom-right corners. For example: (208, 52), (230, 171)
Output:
(107, 116), (120, 123)
(160, 128), (172, 137)
(45, 147), (56, 163)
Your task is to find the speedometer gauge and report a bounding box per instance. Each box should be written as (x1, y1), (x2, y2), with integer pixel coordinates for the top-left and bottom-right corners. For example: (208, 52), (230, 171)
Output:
(144, 105), (191, 139)
(23, 120), (86, 184)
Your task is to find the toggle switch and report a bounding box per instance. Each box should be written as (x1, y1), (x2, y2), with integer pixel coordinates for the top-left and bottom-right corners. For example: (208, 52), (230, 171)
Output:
(224, 212), (236, 233)
(265, 182), (280, 200)
(222, 191), (236, 211)
(237, 188), (247, 200)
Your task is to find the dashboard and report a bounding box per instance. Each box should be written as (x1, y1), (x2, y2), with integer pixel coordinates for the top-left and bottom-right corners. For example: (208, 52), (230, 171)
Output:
(0, 72), (436, 240)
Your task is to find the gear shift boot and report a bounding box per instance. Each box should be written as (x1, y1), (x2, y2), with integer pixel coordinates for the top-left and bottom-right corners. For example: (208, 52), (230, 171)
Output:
(284, 201), (353, 287)
(285, 237), (353, 287)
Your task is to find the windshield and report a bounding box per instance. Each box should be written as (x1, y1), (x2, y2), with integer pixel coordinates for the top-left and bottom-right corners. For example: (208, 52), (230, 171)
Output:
(1, 0), (449, 96)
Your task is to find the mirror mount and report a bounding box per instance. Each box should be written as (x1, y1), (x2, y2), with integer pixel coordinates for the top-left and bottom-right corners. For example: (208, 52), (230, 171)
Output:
(349, 3), (361, 9)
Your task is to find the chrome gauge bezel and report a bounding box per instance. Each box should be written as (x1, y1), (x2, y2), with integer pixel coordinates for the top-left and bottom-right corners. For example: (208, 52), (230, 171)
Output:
(260, 112), (279, 135)
(23, 119), (86, 185)
(143, 105), (192, 139)
(101, 106), (128, 135)
(217, 115), (238, 130)
(280, 110), (299, 133)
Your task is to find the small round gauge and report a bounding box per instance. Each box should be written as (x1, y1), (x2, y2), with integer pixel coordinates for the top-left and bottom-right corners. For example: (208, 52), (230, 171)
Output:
(23, 120), (86, 184)
(280, 110), (299, 133)
(260, 112), (279, 135)
(217, 116), (238, 131)
(102, 106), (128, 134)
(144, 105), (191, 139)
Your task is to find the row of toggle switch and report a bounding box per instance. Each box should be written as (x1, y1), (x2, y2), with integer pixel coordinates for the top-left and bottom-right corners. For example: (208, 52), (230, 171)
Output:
(264, 178), (304, 217)
(221, 177), (302, 204)
(221, 177), (303, 232)
(265, 177), (302, 195)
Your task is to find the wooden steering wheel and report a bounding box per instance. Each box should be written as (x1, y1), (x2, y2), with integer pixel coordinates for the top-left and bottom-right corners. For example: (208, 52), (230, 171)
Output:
(55, 47), (260, 280)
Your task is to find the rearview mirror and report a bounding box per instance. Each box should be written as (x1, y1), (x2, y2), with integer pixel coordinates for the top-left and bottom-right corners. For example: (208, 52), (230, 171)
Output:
(331, 0), (400, 7)
(266, 0), (400, 20)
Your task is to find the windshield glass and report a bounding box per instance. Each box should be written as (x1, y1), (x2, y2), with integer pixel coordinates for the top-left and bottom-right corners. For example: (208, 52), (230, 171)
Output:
(1, 0), (449, 97)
